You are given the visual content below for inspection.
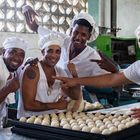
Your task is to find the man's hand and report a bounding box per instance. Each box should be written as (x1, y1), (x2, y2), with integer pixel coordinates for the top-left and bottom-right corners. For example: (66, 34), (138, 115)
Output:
(22, 57), (39, 70)
(56, 96), (68, 110)
(131, 108), (140, 120)
(4, 77), (20, 93)
(90, 50), (118, 73)
(22, 5), (39, 32)
(53, 76), (78, 88)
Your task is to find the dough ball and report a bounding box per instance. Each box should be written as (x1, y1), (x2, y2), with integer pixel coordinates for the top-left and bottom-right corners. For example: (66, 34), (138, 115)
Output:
(114, 121), (120, 126)
(66, 117), (73, 122)
(84, 102), (95, 110)
(126, 117), (132, 121)
(108, 115), (114, 120)
(60, 120), (68, 126)
(121, 120), (127, 124)
(19, 117), (27, 122)
(118, 123), (125, 131)
(69, 119), (76, 124)
(51, 121), (59, 127)
(82, 116), (89, 121)
(93, 116), (100, 121)
(63, 124), (71, 129)
(81, 126), (90, 132)
(106, 123), (114, 128)
(112, 118), (118, 123)
(79, 123), (87, 129)
(103, 118), (110, 123)
(90, 127), (100, 133)
(109, 126), (117, 133)
(72, 112), (78, 118)
(72, 125), (81, 131)
(118, 116), (123, 121)
(95, 112), (101, 117)
(99, 115), (105, 120)
(99, 125), (106, 131)
(71, 122), (78, 127)
(93, 102), (103, 109)
(67, 100), (85, 112)
(113, 114), (120, 118)
(41, 120), (50, 126)
(87, 122), (95, 126)
(34, 118), (42, 124)
(37, 115), (43, 119)
(26, 117), (36, 123)
(131, 118), (139, 124)
(95, 120), (102, 124)
(105, 120), (112, 126)
(125, 122), (133, 128)
(96, 123), (104, 128)
(86, 119), (93, 124)
(102, 129), (111, 135)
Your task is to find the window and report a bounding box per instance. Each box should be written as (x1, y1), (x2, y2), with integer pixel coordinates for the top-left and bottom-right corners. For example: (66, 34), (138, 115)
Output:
(0, 0), (87, 33)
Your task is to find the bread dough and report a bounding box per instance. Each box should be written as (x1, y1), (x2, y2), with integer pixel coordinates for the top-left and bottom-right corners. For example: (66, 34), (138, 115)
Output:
(67, 100), (85, 112)
(19, 117), (27, 122)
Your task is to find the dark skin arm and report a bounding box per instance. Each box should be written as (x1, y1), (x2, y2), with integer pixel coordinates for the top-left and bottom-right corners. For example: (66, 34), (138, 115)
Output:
(62, 62), (82, 100)
(131, 108), (140, 120)
(23, 5), (39, 32)
(90, 50), (119, 73)
(0, 76), (19, 103)
(22, 66), (68, 111)
(53, 72), (132, 88)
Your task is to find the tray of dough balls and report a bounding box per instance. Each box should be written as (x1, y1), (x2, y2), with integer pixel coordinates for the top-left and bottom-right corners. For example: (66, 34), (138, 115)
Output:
(9, 111), (140, 140)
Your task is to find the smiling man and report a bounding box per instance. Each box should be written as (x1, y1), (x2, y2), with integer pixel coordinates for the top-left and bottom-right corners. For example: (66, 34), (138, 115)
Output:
(0, 37), (28, 122)
(17, 33), (81, 118)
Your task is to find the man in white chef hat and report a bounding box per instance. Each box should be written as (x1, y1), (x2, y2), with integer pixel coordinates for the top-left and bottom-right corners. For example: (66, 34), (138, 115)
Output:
(54, 25), (140, 120)
(0, 37), (28, 126)
(17, 33), (81, 118)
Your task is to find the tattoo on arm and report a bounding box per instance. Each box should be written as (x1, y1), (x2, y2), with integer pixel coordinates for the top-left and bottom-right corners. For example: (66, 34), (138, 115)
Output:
(26, 69), (36, 79)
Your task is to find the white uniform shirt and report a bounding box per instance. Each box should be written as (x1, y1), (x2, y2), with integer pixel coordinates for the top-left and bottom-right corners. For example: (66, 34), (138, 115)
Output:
(17, 62), (67, 118)
(38, 26), (110, 77)
(0, 56), (9, 118)
(123, 60), (140, 85)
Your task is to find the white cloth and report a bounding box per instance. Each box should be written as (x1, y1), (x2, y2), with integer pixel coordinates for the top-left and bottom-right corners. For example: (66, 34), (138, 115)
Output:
(39, 33), (64, 50)
(0, 56), (10, 118)
(70, 12), (99, 42)
(38, 26), (109, 76)
(3, 37), (28, 52)
(135, 25), (140, 39)
(17, 62), (67, 118)
(123, 60), (140, 85)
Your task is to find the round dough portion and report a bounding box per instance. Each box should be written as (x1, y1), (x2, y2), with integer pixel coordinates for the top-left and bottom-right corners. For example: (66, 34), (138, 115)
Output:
(67, 100), (85, 112)
(19, 117), (27, 122)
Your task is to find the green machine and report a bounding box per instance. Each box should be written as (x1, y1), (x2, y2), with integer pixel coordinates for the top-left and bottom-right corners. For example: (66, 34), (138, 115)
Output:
(89, 35), (140, 64)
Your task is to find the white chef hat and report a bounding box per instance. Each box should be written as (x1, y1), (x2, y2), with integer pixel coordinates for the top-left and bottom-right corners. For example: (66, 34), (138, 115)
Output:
(3, 37), (28, 52)
(135, 25), (140, 39)
(70, 12), (99, 42)
(39, 33), (64, 50)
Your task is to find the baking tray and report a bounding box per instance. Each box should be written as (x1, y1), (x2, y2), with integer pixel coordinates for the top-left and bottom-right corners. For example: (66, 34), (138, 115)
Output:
(8, 119), (140, 140)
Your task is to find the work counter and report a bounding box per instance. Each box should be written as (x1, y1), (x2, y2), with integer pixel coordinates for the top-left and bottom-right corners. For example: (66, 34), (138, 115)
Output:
(0, 102), (140, 140)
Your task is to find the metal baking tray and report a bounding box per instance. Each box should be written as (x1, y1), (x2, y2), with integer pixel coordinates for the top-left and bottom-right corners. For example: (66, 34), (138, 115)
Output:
(9, 119), (140, 140)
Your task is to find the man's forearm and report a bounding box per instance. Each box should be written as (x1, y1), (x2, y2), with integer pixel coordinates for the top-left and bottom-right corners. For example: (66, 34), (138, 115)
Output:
(24, 101), (59, 111)
(0, 87), (10, 103)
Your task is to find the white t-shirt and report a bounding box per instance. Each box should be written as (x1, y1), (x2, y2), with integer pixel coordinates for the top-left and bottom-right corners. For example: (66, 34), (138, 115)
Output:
(123, 60), (140, 85)
(38, 26), (109, 77)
